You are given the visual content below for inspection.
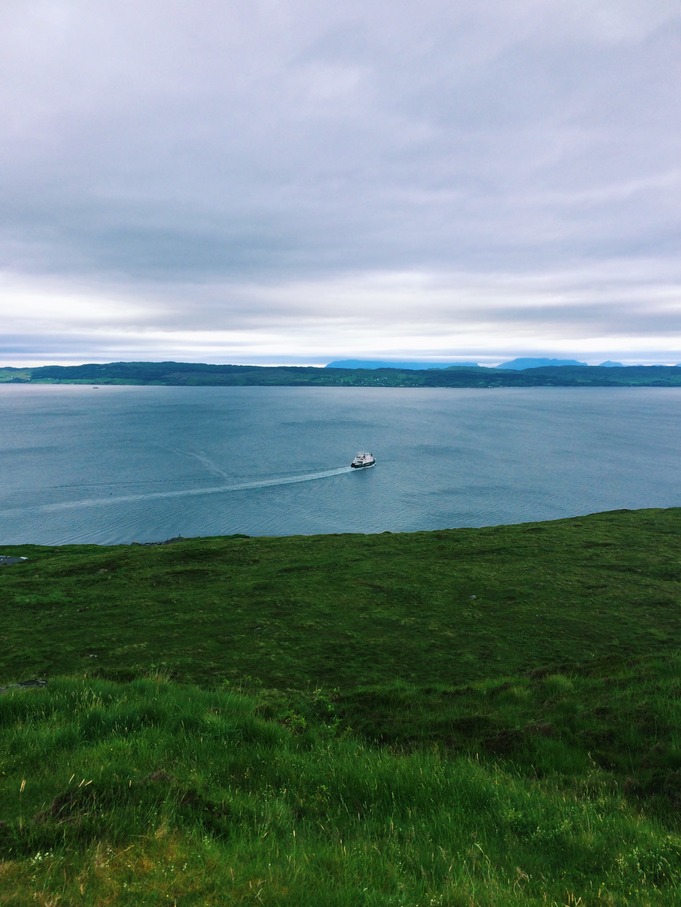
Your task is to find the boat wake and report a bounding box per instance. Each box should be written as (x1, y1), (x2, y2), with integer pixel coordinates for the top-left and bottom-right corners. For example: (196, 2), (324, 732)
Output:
(10, 466), (353, 515)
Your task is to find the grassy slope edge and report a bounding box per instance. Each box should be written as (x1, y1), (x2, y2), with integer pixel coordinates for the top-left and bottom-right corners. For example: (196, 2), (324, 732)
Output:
(1, 509), (680, 905)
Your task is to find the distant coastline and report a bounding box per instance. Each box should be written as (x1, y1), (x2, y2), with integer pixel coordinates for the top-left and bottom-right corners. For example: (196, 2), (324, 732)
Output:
(2, 360), (681, 388)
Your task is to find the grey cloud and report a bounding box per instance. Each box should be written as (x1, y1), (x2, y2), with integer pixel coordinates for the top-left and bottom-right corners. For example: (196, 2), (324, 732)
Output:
(0, 1), (679, 364)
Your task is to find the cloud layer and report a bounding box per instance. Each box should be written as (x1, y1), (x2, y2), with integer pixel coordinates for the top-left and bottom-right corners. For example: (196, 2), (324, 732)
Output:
(1, 0), (679, 365)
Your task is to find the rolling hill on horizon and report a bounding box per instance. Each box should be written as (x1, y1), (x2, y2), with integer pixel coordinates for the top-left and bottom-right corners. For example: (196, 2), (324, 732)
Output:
(3, 359), (681, 387)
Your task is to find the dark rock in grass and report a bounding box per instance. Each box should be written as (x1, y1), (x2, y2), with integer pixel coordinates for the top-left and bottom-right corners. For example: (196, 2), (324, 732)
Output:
(0, 555), (28, 567)
(0, 679), (47, 695)
(132, 536), (185, 547)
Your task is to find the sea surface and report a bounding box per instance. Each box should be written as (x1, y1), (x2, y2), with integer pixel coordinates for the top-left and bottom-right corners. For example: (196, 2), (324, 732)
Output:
(1, 384), (680, 546)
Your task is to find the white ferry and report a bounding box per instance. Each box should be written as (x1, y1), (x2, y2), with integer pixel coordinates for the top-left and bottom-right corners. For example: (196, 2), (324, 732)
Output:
(351, 451), (376, 469)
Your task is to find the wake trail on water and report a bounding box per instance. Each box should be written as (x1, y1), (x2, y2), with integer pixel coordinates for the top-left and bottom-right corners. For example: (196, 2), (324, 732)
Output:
(8, 466), (353, 515)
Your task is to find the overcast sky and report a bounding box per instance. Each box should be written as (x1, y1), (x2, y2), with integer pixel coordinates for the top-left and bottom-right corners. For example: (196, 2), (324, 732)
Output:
(1, 0), (679, 366)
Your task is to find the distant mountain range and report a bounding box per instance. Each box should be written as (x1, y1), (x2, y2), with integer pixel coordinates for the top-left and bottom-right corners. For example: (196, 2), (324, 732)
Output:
(495, 358), (587, 370)
(326, 359), (481, 370)
(327, 357), (627, 370)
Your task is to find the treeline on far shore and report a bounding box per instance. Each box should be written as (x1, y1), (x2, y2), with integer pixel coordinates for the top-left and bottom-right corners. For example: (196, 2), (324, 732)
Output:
(3, 360), (681, 387)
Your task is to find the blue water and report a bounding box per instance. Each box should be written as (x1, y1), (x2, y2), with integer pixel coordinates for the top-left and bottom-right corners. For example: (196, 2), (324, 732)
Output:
(1, 384), (680, 545)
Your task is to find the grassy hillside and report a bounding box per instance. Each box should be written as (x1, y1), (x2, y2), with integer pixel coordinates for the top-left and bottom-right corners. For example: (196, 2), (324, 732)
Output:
(1, 509), (681, 904)
(2, 508), (680, 691)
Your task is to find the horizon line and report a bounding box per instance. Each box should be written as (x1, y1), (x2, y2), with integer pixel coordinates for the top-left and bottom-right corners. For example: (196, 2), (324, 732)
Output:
(3, 357), (681, 370)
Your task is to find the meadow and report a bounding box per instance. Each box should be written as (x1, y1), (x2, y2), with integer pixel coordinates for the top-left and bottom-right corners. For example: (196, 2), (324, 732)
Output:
(1, 508), (680, 904)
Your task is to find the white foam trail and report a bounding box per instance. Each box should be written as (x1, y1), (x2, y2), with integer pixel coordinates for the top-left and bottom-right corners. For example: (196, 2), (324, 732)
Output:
(178, 448), (232, 481)
(5, 466), (353, 515)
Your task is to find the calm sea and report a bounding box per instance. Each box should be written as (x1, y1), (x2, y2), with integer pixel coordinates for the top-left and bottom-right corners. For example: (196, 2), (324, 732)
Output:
(1, 384), (680, 546)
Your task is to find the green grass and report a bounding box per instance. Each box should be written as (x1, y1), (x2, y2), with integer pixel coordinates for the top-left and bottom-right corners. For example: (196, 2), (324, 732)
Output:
(2, 508), (681, 691)
(1, 674), (681, 905)
(1, 508), (681, 903)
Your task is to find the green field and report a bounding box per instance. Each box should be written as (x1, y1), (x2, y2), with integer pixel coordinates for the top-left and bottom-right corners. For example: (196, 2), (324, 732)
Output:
(1, 509), (681, 904)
